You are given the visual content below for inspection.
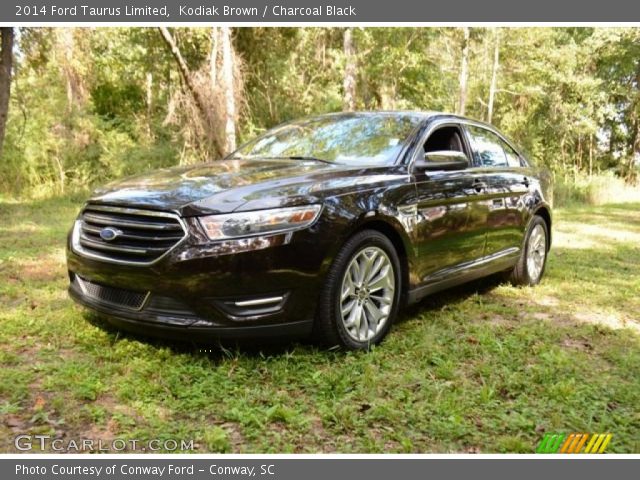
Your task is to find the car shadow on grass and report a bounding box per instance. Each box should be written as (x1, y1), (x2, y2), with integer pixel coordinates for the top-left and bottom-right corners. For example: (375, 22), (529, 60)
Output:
(399, 273), (506, 324)
(81, 272), (508, 360)
(82, 311), (316, 359)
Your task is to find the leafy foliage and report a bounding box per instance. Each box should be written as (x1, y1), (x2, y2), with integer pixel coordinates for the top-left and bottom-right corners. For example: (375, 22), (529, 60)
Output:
(2, 27), (640, 197)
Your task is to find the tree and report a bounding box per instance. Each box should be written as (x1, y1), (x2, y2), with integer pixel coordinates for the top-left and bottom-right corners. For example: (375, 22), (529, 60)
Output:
(158, 27), (212, 136)
(457, 27), (470, 116)
(55, 28), (87, 111)
(159, 27), (242, 158)
(0, 27), (13, 158)
(487, 28), (500, 123)
(343, 28), (357, 111)
(220, 27), (237, 153)
(2, 27), (640, 196)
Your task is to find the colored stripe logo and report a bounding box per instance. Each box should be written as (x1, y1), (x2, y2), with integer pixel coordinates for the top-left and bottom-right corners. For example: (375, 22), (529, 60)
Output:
(537, 433), (612, 453)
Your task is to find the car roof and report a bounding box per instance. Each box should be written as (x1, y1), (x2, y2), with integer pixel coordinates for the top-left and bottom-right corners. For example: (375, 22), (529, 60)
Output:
(310, 110), (494, 128)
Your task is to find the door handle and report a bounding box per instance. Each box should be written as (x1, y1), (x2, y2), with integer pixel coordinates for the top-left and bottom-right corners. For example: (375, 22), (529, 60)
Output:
(472, 180), (487, 193)
(521, 176), (530, 187)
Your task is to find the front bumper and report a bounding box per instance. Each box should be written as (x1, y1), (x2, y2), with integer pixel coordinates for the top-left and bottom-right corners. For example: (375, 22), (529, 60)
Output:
(69, 284), (313, 341)
(67, 220), (334, 341)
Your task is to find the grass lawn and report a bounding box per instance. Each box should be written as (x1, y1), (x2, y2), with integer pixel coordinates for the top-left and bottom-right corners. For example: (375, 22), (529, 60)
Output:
(0, 196), (639, 453)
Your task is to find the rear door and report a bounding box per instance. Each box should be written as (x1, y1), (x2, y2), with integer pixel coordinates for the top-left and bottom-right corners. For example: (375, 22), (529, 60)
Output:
(463, 124), (530, 259)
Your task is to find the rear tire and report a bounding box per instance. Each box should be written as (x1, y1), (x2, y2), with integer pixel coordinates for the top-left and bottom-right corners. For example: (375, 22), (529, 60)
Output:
(314, 230), (402, 350)
(509, 215), (549, 286)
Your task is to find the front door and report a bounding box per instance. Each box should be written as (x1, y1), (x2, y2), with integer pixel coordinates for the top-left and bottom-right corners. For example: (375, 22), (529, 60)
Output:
(412, 124), (489, 285)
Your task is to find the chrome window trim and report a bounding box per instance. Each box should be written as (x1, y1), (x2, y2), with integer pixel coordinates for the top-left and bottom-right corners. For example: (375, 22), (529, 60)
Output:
(461, 121), (528, 168)
(408, 117), (528, 171)
(71, 204), (188, 267)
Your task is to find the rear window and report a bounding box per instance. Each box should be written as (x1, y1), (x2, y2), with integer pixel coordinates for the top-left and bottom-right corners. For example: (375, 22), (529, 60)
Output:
(466, 125), (508, 167)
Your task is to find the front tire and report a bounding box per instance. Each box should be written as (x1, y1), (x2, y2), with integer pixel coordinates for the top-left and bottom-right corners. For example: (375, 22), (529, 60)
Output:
(314, 230), (402, 350)
(509, 215), (549, 286)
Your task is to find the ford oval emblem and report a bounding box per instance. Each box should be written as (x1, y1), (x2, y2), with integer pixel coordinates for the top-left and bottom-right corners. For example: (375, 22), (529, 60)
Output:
(99, 227), (120, 242)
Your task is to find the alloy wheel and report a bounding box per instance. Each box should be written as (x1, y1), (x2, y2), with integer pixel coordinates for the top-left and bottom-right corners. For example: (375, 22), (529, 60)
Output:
(339, 246), (396, 342)
(527, 224), (547, 282)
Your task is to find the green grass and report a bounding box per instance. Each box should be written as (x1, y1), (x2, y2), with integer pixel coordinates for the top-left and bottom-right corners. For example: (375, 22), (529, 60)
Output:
(1, 196), (639, 453)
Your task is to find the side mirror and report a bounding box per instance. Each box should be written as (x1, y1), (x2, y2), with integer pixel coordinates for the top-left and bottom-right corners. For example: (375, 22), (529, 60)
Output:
(415, 150), (469, 171)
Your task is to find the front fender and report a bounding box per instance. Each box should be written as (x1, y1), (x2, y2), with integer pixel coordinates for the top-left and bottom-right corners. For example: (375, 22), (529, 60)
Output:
(317, 186), (419, 289)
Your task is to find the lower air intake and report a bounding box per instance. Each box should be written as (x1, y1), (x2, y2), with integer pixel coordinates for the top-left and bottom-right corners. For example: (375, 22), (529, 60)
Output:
(74, 275), (149, 311)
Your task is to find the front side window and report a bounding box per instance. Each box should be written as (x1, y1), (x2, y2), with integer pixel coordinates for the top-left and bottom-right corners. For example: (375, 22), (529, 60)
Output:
(466, 125), (508, 167)
(230, 114), (422, 166)
(423, 125), (467, 155)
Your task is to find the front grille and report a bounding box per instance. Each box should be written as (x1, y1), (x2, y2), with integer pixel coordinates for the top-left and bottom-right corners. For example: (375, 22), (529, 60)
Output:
(74, 275), (149, 310)
(76, 204), (186, 265)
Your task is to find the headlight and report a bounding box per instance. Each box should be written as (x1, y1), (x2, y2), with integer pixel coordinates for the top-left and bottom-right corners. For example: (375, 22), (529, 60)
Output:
(198, 205), (322, 241)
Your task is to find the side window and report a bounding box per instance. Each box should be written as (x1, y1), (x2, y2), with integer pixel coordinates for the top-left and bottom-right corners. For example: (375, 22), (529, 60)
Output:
(500, 139), (523, 167)
(423, 125), (467, 156)
(466, 125), (508, 167)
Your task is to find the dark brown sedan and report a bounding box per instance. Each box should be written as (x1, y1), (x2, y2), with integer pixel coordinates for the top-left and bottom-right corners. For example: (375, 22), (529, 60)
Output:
(67, 112), (552, 349)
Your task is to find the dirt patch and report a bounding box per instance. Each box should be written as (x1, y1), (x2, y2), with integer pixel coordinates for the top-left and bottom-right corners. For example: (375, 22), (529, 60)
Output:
(561, 338), (594, 351)
(483, 313), (516, 327)
(13, 250), (66, 283)
(307, 417), (335, 452)
(221, 422), (245, 450)
(366, 425), (401, 452)
(19, 263), (63, 282)
(533, 295), (560, 308)
(78, 422), (118, 444)
(2, 415), (28, 431)
(94, 395), (146, 423)
(573, 310), (640, 333)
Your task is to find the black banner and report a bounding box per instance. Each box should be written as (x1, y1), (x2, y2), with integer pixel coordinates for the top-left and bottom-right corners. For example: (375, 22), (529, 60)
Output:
(4, 0), (640, 22)
(4, 458), (639, 480)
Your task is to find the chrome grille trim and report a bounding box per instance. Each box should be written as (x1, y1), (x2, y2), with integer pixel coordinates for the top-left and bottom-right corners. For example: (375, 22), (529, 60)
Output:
(82, 212), (184, 231)
(71, 204), (188, 266)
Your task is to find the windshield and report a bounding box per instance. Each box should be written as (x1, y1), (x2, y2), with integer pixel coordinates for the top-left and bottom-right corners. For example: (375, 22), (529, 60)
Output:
(230, 113), (422, 165)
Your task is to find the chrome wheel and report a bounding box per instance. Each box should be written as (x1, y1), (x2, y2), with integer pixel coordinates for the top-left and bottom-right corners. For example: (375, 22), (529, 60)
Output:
(527, 224), (547, 282)
(340, 246), (395, 342)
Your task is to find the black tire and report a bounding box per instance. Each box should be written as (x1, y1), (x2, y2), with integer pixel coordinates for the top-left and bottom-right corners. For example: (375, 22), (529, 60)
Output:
(314, 230), (402, 350)
(509, 215), (549, 286)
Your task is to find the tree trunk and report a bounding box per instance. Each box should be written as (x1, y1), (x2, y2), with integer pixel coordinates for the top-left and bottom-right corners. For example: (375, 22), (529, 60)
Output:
(146, 72), (153, 137)
(0, 27), (14, 159)
(56, 29), (86, 111)
(589, 134), (593, 177)
(343, 28), (357, 111)
(158, 27), (211, 129)
(220, 27), (236, 154)
(487, 29), (500, 123)
(628, 62), (640, 180)
(629, 118), (639, 181)
(458, 27), (470, 116)
(210, 27), (219, 91)
(577, 136), (583, 171)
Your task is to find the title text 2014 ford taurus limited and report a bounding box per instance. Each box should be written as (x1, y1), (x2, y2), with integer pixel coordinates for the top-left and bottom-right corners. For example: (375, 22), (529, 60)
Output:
(67, 112), (552, 350)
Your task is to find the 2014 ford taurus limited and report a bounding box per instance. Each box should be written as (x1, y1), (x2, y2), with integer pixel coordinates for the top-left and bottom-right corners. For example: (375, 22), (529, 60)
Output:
(67, 112), (552, 350)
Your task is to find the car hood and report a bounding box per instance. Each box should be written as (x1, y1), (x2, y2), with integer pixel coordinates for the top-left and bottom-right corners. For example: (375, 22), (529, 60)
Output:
(89, 159), (407, 216)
